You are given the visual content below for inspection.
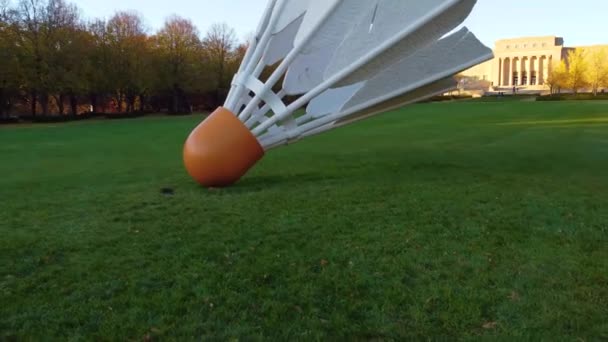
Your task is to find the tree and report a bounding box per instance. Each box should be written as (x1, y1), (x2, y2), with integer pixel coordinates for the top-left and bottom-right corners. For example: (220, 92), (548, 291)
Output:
(13, 0), (84, 116)
(546, 60), (568, 94)
(565, 48), (589, 94)
(85, 19), (112, 113)
(44, 0), (86, 115)
(586, 47), (608, 96)
(16, 0), (50, 116)
(2, 2), (245, 117)
(105, 11), (152, 113)
(0, 0), (21, 117)
(154, 15), (202, 113)
(202, 23), (237, 107)
(0, 0), (7, 20)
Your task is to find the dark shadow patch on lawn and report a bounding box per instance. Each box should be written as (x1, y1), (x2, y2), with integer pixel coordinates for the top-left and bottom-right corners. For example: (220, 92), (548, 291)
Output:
(160, 187), (175, 196)
(214, 172), (341, 194)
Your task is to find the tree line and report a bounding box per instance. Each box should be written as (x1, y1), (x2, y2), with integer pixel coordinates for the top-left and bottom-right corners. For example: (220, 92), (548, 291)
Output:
(546, 47), (608, 95)
(0, 0), (247, 119)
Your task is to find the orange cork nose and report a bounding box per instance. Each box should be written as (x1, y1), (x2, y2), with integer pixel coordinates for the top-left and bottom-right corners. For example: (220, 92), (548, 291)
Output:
(183, 107), (265, 187)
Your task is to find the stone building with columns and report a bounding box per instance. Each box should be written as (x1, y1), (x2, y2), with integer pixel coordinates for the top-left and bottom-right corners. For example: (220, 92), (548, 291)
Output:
(462, 36), (577, 92)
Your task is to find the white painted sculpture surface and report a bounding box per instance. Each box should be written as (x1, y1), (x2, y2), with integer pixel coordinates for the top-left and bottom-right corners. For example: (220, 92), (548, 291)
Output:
(183, 0), (493, 187)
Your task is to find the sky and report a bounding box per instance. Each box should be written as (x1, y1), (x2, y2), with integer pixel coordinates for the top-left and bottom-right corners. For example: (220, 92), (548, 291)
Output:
(72, 0), (608, 47)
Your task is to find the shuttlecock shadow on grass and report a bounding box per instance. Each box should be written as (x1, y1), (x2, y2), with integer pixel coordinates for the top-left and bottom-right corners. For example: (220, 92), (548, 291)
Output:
(229, 172), (341, 193)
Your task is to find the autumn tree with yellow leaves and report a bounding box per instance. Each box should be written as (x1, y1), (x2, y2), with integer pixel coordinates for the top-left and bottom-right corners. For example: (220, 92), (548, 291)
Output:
(586, 47), (608, 95)
(546, 48), (608, 95)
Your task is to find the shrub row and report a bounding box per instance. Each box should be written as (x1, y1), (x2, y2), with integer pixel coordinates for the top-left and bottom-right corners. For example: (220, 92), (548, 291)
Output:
(0, 111), (199, 125)
(536, 93), (608, 101)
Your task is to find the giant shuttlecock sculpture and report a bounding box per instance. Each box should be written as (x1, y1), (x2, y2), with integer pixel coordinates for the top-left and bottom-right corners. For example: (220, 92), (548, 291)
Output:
(184, 0), (493, 187)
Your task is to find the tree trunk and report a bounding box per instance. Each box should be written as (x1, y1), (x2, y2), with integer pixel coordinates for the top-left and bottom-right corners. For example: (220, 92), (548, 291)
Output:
(5, 98), (12, 117)
(116, 93), (123, 113)
(40, 93), (49, 116)
(55, 94), (65, 115)
(70, 93), (78, 116)
(101, 96), (107, 113)
(31, 89), (37, 117)
(171, 91), (179, 114)
(0, 87), (5, 118)
(172, 85), (180, 114)
(90, 93), (98, 113)
(138, 93), (145, 112)
(182, 93), (192, 114)
(127, 94), (135, 113)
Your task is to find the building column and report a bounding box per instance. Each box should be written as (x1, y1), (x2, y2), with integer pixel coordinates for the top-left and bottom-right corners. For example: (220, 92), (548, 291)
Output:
(544, 56), (551, 85)
(504, 59), (510, 86)
(540, 56), (546, 85)
(519, 59), (524, 86)
(504, 59), (508, 87)
(526, 56), (533, 87)
(534, 57), (540, 85)
(508, 59), (513, 86)
(516, 58), (521, 86)
(497, 58), (502, 87)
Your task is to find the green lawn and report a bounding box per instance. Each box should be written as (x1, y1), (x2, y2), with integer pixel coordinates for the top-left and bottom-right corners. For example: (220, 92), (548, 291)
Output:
(1, 101), (607, 340)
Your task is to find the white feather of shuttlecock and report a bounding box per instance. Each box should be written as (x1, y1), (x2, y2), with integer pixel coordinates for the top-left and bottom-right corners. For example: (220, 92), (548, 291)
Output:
(223, 0), (493, 150)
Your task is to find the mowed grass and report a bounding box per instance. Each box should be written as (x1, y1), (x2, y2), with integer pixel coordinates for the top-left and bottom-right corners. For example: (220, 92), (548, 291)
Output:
(1, 101), (607, 340)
